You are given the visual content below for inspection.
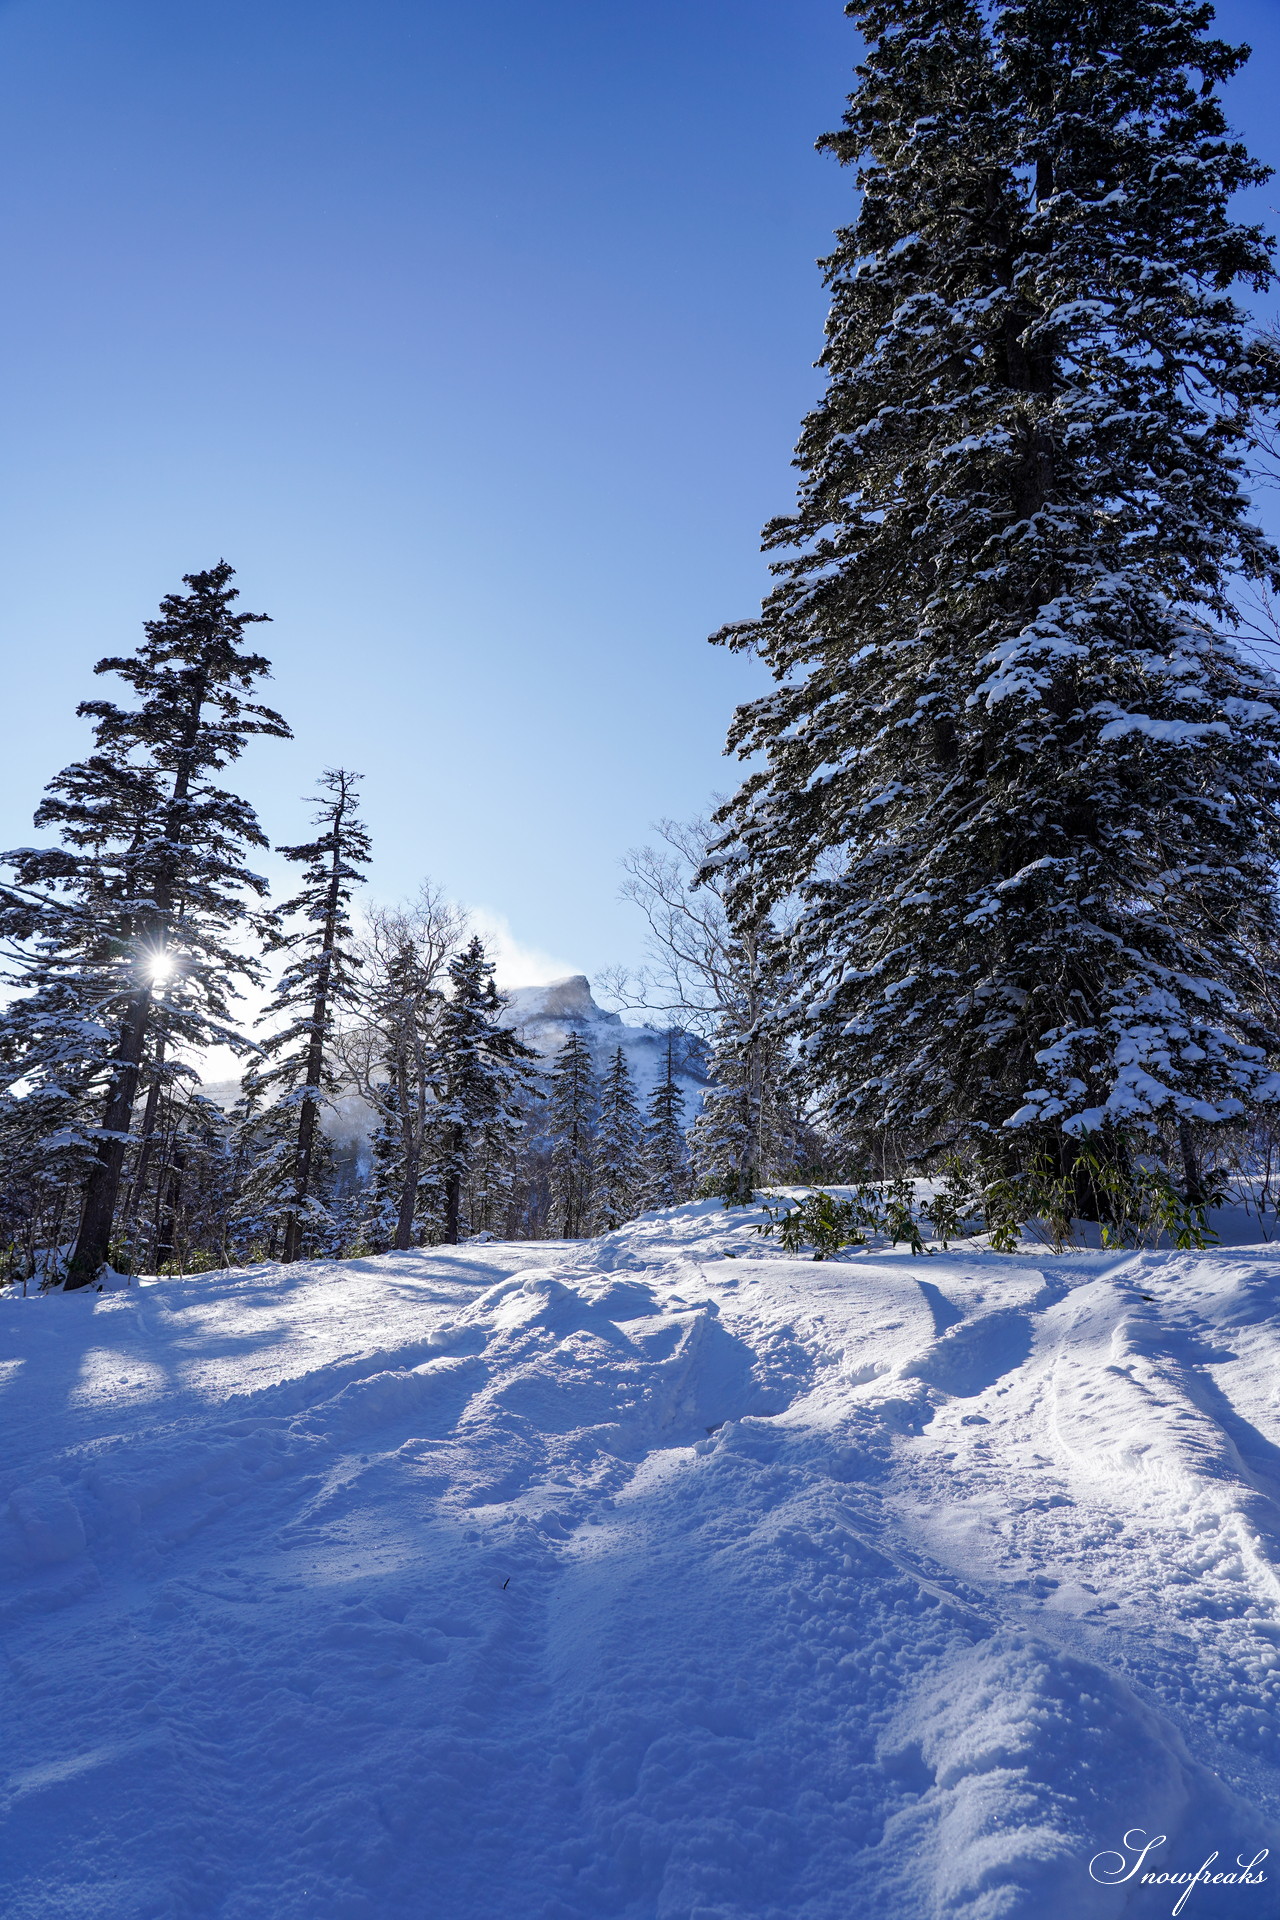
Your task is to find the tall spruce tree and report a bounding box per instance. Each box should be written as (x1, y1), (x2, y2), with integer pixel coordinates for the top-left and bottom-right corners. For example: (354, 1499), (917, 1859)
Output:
(594, 1046), (645, 1230)
(690, 984), (810, 1199)
(547, 1031), (599, 1237)
(435, 937), (536, 1244)
(366, 937), (444, 1250)
(249, 769), (370, 1261)
(235, 1090), (341, 1263)
(337, 888), (469, 1251)
(644, 1034), (691, 1208)
(462, 1120), (521, 1239)
(0, 563), (289, 1286)
(713, 0), (1280, 1186)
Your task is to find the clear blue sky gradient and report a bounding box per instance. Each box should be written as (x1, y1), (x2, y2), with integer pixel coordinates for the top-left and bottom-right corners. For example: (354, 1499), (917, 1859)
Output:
(1, 0), (1277, 983)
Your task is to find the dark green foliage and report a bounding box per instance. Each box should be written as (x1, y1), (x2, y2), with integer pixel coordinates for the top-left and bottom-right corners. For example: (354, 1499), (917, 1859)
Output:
(248, 769), (371, 1261)
(644, 1034), (692, 1209)
(435, 937), (537, 1245)
(712, 0), (1280, 1177)
(975, 1130), (1222, 1251)
(756, 1179), (926, 1259)
(593, 1047), (644, 1232)
(547, 1031), (599, 1238)
(758, 1191), (864, 1260)
(920, 1157), (982, 1250)
(0, 563), (289, 1285)
(710, 1167), (759, 1209)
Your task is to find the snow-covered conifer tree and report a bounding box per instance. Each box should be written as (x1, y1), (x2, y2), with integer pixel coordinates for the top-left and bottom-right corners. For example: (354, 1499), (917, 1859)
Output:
(0, 1077), (83, 1285)
(336, 887), (468, 1251)
(435, 937), (536, 1244)
(249, 769), (370, 1261)
(229, 1090), (330, 1261)
(643, 1034), (691, 1208)
(690, 981), (811, 1198)
(366, 939), (443, 1250)
(547, 1031), (599, 1237)
(145, 1088), (242, 1273)
(0, 563), (289, 1286)
(461, 1121), (520, 1239)
(713, 0), (1280, 1187)
(222, 1082), (277, 1262)
(593, 1047), (644, 1231)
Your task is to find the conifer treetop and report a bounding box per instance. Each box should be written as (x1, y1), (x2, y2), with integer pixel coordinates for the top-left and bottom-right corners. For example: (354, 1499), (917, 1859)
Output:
(81, 561), (289, 771)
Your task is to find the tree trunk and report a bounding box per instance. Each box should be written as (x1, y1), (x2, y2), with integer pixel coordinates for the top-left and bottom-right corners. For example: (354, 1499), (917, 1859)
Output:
(443, 1173), (460, 1244)
(1179, 1120), (1206, 1208)
(121, 1038), (168, 1250)
(281, 838), (343, 1262)
(66, 672), (208, 1288)
(155, 1143), (187, 1269)
(281, 1088), (319, 1263)
(443, 1130), (463, 1244)
(65, 983), (153, 1287)
(394, 1145), (420, 1251)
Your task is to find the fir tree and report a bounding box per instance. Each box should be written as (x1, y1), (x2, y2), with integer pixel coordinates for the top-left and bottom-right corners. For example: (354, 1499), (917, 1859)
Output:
(0, 563), (289, 1286)
(359, 1080), (410, 1254)
(547, 1031), (599, 1237)
(231, 1092), (307, 1261)
(593, 1047), (645, 1231)
(336, 887), (469, 1251)
(435, 937), (536, 1244)
(644, 1033), (691, 1208)
(223, 1081), (278, 1263)
(145, 1087), (240, 1273)
(463, 1121), (520, 1239)
(366, 937), (444, 1250)
(690, 983), (810, 1199)
(712, 0), (1280, 1185)
(250, 769), (370, 1261)
(0, 1079), (83, 1286)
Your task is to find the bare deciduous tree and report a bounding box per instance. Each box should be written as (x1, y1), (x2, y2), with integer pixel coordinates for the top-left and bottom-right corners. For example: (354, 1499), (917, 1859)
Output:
(601, 817), (808, 1190)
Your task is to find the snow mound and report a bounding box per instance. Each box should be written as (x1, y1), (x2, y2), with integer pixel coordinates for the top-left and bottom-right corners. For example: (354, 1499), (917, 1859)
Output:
(2, 1211), (1279, 1916)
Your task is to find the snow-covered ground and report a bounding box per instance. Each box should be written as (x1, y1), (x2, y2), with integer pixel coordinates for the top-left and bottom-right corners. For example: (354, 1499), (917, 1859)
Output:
(3, 1205), (1280, 1918)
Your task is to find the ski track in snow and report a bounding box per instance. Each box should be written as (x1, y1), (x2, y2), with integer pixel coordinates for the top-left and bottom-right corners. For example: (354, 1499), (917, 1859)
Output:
(3, 1206), (1280, 1917)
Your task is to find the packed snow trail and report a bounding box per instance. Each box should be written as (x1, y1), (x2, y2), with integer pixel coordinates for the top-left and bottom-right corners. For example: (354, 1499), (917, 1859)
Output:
(2, 1205), (1279, 1918)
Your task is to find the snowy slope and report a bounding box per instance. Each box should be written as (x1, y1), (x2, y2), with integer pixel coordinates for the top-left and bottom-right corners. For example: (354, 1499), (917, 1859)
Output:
(3, 1209), (1280, 1918)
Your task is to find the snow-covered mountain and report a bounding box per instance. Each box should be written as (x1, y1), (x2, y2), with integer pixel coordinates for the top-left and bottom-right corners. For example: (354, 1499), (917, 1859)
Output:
(501, 973), (708, 1115)
(202, 976), (707, 1173)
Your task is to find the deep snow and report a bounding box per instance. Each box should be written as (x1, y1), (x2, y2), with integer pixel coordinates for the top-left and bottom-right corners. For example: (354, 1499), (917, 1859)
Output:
(3, 1204), (1280, 1918)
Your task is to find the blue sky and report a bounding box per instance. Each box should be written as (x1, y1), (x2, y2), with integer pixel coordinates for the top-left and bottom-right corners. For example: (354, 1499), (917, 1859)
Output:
(2, 0), (1278, 987)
